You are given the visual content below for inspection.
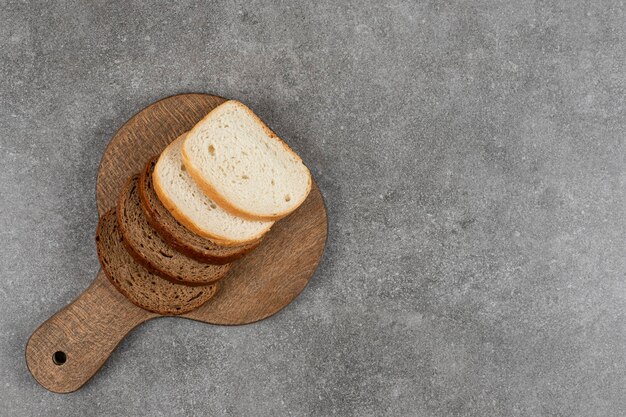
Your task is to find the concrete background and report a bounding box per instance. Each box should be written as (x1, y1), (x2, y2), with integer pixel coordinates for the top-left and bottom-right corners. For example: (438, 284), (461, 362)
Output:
(1, 0), (625, 416)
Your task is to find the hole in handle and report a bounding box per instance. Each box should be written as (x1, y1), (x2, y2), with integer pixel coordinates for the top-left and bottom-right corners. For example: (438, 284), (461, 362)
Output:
(52, 351), (67, 365)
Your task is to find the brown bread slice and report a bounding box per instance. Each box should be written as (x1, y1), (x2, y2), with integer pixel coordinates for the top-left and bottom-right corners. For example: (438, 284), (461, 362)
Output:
(96, 209), (219, 315)
(117, 176), (231, 286)
(139, 157), (260, 264)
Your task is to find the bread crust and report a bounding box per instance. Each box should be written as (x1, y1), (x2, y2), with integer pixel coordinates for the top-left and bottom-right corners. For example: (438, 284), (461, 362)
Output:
(139, 157), (260, 264)
(181, 100), (312, 221)
(153, 135), (273, 246)
(116, 176), (231, 286)
(95, 209), (220, 315)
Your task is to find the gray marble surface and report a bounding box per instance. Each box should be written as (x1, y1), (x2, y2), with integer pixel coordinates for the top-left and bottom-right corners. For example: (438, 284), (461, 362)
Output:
(1, 1), (625, 416)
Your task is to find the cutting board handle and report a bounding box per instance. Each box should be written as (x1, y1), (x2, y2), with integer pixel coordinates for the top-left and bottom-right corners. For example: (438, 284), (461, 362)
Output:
(25, 271), (156, 393)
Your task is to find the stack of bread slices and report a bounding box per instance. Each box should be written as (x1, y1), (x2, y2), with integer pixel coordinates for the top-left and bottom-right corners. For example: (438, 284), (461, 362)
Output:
(96, 100), (312, 315)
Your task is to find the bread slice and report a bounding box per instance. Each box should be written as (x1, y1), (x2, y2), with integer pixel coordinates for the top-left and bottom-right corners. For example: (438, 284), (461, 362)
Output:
(181, 100), (311, 221)
(153, 133), (273, 246)
(96, 209), (219, 315)
(117, 176), (231, 286)
(139, 157), (260, 264)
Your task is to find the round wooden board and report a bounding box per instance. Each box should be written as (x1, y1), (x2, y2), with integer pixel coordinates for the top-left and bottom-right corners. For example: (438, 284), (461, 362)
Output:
(97, 93), (328, 324)
(26, 93), (328, 393)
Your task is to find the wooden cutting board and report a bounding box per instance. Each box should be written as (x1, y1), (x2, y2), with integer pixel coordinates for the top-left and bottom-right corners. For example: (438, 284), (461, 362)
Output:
(25, 94), (328, 393)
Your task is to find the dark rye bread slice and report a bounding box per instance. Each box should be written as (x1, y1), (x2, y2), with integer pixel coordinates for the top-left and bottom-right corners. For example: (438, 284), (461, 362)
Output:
(117, 176), (231, 286)
(96, 210), (219, 315)
(139, 157), (260, 264)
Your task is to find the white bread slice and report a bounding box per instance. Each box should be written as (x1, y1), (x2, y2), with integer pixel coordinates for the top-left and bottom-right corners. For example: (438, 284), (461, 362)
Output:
(153, 133), (273, 246)
(181, 100), (312, 221)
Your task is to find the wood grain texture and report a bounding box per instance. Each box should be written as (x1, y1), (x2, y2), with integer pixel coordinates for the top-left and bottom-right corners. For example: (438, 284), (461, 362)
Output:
(97, 93), (227, 214)
(185, 182), (327, 325)
(25, 271), (157, 393)
(26, 93), (328, 393)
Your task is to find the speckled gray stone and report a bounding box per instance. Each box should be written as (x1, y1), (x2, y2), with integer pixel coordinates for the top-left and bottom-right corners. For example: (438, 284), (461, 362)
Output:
(1, 1), (626, 416)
